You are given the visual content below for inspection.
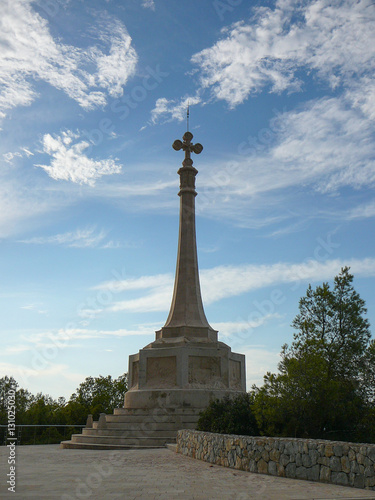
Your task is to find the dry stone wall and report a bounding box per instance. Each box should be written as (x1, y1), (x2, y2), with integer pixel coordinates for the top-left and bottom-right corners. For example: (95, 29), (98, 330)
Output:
(176, 430), (375, 491)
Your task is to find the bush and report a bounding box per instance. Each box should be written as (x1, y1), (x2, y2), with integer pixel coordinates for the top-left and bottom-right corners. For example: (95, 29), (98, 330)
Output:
(197, 393), (259, 436)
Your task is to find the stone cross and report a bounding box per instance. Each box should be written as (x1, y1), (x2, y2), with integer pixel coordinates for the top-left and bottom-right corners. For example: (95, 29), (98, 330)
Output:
(172, 132), (203, 164)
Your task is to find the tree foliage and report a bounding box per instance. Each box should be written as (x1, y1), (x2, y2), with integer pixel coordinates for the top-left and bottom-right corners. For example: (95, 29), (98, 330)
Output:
(252, 267), (373, 442)
(197, 393), (259, 436)
(0, 373), (128, 444)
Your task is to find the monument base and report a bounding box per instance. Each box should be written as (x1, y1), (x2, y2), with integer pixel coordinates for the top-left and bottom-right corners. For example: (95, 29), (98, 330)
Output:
(61, 339), (246, 449)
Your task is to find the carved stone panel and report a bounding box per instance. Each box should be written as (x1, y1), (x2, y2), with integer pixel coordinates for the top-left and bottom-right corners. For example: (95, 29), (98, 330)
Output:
(146, 356), (177, 388)
(229, 359), (242, 390)
(188, 356), (221, 386)
(131, 361), (139, 389)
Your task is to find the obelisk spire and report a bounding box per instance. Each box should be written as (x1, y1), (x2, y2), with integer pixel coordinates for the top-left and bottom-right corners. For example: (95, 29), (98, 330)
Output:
(155, 131), (217, 342)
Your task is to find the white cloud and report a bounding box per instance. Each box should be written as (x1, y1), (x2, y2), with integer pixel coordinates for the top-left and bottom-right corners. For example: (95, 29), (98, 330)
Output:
(3, 147), (34, 164)
(244, 347), (281, 388)
(0, 360), (84, 397)
(0, 0), (137, 118)
(151, 95), (201, 124)
(191, 0), (375, 107)
(142, 0), (155, 10)
(94, 273), (173, 292)
(193, 93), (375, 227)
(18, 226), (111, 248)
(347, 200), (375, 220)
(25, 326), (155, 348)
(99, 257), (375, 314)
(36, 130), (122, 185)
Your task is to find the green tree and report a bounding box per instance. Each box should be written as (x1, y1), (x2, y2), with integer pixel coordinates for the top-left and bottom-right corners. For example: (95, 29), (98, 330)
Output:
(197, 393), (259, 436)
(253, 267), (372, 441)
(69, 373), (128, 420)
(0, 376), (33, 425)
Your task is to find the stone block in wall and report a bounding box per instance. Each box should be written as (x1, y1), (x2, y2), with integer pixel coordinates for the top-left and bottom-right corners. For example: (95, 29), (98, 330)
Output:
(330, 456), (341, 472)
(309, 449), (320, 465)
(320, 466), (331, 482)
(333, 444), (344, 457)
(307, 464), (320, 481)
(257, 459), (268, 474)
(296, 467), (308, 480)
(332, 471), (349, 486)
(285, 462), (296, 478)
(341, 455), (350, 473)
(325, 444), (334, 457)
(268, 460), (277, 476)
(368, 447), (375, 462)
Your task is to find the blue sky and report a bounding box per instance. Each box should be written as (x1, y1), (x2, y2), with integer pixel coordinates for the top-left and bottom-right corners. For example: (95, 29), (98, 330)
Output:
(1, 0), (374, 399)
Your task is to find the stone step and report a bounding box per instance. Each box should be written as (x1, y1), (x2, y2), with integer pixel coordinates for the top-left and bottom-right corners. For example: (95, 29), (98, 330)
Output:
(60, 440), (163, 450)
(106, 411), (199, 422)
(104, 422), (196, 431)
(105, 414), (200, 424)
(70, 433), (174, 447)
(82, 428), (178, 438)
(113, 407), (202, 416)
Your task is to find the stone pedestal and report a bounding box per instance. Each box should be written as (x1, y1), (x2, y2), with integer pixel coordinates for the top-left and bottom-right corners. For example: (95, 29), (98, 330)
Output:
(125, 338), (245, 410)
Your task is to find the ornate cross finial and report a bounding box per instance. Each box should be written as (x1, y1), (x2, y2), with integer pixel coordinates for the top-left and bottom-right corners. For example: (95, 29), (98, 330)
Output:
(172, 132), (203, 163)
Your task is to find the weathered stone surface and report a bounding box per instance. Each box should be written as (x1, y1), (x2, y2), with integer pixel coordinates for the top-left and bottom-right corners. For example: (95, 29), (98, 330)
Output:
(302, 454), (312, 468)
(325, 444), (334, 457)
(257, 459), (268, 474)
(341, 455), (350, 473)
(320, 466), (331, 482)
(365, 476), (375, 488)
(176, 430), (375, 493)
(333, 444), (343, 457)
(296, 466), (308, 480)
(357, 453), (366, 465)
(365, 465), (375, 477)
(307, 464), (320, 481)
(330, 456), (341, 472)
(368, 447), (375, 463)
(332, 472), (348, 486)
(354, 475), (365, 488)
(268, 460), (278, 476)
(285, 463), (297, 478)
(309, 449), (320, 465)
(280, 453), (290, 466)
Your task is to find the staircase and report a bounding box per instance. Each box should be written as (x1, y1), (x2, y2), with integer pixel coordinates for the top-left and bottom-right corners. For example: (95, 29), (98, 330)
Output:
(61, 407), (200, 450)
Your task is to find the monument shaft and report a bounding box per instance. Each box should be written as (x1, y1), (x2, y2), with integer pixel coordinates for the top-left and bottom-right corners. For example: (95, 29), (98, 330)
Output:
(157, 132), (217, 341)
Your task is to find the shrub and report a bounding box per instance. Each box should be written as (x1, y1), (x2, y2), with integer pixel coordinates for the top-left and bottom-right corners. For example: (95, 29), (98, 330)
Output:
(197, 393), (259, 436)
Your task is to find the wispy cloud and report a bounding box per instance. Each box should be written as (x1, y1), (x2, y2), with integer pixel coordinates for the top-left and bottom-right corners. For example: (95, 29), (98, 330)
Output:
(0, 0), (138, 119)
(193, 93), (375, 227)
(36, 130), (122, 185)
(191, 0), (375, 107)
(151, 95), (201, 124)
(19, 226), (117, 249)
(91, 257), (375, 315)
(142, 0), (155, 10)
(244, 347), (281, 388)
(346, 200), (375, 220)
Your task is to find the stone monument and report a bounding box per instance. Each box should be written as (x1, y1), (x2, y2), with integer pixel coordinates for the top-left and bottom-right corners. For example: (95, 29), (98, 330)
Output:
(61, 130), (246, 449)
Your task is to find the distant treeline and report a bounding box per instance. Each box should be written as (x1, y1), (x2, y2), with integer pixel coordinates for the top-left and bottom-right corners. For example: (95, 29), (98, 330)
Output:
(0, 373), (127, 444)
